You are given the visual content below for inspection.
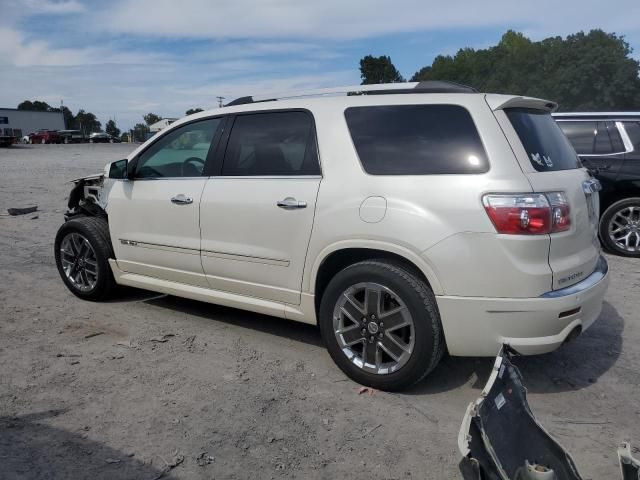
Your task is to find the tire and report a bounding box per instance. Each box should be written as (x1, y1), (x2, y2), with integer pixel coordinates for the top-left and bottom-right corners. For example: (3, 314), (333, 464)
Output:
(599, 197), (640, 257)
(54, 216), (117, 301)
(319, 260), (444, 391)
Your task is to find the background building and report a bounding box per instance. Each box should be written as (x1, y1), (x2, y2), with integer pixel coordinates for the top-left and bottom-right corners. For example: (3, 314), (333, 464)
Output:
(149, 118), (177, 133)
(0, 108), (65, 137)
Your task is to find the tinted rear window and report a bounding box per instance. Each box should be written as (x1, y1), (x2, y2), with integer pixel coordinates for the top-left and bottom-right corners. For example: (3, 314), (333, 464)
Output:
(506, 108), (581, 171)
(344, 105), (489, 175)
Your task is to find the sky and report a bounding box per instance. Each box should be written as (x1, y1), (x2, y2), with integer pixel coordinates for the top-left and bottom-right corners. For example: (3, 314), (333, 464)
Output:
(1, 0), (639, 131)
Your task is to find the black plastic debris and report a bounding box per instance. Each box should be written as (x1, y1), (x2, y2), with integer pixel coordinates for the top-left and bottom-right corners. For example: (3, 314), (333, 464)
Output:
(7, 206), (38, 216)
(618, 442), (640, 480)
(458, 346), (638, 480)
(458, 346), (583, 479)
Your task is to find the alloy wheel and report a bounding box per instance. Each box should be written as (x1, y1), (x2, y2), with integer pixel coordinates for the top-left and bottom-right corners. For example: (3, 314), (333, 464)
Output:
(59, 232), (99, 292)
(333, 282), (415, 375)
(608, 205), (640, 253)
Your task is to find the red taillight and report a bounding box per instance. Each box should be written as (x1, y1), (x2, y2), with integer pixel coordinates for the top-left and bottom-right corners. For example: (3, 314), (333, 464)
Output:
(482, 193), (571, 235)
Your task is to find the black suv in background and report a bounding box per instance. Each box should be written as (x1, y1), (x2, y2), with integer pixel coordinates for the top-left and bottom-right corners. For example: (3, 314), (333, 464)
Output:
(554, 113), (640, 257)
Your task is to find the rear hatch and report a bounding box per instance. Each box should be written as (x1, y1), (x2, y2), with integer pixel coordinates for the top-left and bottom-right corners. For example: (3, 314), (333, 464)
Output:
(489, 96), (601, 291)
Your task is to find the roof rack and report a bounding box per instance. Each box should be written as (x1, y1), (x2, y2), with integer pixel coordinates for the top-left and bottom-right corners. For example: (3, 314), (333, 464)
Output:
(225, 80), (477, 106)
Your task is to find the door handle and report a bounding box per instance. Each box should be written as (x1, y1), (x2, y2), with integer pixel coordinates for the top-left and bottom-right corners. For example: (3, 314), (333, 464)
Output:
(171, 194), (193, 205)
(277, 197), (307, 209)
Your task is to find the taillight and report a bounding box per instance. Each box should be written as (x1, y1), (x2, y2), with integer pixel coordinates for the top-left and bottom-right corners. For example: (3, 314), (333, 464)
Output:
(482, 192), (571, 235)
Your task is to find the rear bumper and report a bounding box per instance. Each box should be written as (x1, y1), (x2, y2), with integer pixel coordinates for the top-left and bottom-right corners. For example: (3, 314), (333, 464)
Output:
(437, 256), (609, 356)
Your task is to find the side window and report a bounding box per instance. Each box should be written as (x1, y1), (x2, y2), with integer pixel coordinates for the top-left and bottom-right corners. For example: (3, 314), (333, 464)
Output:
(623, 121), (640, 149)
(345, 104), (489, 175)
(135, 118), (222, 178)
(606, 122), (625, 153)
(222, 111), (320, 176)
(557, 121), (596, 155)
(594, 121), (614, 154)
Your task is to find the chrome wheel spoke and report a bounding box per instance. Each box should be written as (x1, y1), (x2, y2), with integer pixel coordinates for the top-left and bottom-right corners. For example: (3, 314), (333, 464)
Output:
(340, 293), (365, 323)
(379, 307), (409, 331)
(364, 287), (381, 318)
(363, 340), (378, 366)
(337, 324), (364, 346)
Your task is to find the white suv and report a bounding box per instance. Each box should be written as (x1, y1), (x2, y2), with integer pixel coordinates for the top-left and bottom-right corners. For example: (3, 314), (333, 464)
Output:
(54, 81), (609, 390)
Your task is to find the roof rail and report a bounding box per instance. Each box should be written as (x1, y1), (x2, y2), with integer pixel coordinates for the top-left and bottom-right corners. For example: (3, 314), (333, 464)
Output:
(225, 80), (477, 106)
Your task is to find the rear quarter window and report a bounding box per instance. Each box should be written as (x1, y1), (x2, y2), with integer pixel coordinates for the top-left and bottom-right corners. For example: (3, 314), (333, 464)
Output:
(507, 108), (581, 171)
(344, 104), (489, 175)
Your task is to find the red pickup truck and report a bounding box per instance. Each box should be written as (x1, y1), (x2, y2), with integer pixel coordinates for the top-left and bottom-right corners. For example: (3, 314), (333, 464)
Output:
(29, 130), (60, 144)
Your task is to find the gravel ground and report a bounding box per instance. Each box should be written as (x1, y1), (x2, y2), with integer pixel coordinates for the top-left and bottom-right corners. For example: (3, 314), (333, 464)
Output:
(1, 143), (639, 480)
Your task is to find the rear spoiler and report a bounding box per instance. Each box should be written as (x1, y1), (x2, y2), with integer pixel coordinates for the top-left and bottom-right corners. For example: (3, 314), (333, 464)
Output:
(485, 94), (558, 112)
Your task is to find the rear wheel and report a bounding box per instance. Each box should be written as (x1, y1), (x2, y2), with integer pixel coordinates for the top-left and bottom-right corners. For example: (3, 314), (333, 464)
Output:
(54, 217), (117, 301)
(319, 260), (444, 391)
(599, 198), (640, 257)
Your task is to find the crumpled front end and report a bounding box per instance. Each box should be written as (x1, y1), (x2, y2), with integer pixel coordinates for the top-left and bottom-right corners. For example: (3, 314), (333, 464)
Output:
(65, 173), (110, 220)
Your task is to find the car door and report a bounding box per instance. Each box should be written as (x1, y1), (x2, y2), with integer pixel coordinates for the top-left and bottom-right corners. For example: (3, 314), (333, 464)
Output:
(108, 117), (224, 287)
(557, 120), (625, 189)
(199, 110), (321, 305)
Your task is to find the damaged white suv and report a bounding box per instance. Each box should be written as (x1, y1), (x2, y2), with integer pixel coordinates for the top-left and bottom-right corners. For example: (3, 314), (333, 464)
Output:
(55, 81), (609, 390)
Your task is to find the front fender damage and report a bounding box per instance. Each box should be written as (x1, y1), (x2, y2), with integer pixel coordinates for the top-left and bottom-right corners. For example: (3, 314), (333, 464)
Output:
(65, 173), (111, 220)
(458, 346), (637, 480)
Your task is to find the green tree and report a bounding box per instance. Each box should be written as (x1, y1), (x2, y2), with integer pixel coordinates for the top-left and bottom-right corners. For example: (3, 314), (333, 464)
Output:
(185, 108), (204, 115)
(17, 100), (53, 111)
(132, 123), (150, 142)
(105, 119), (121, 138)
(75, 110), (101, 135)
(409, 30), (640, 111)
(143, 113), (162, 126)
(359, 55), (405, 84)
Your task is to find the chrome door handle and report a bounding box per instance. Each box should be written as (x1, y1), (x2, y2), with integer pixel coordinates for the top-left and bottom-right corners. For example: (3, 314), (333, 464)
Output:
(171, 194), (193, 205)
(277, 197), (307, 209)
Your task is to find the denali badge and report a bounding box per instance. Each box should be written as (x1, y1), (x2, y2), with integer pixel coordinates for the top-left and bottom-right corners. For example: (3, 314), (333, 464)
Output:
(559, 271), (584, 284)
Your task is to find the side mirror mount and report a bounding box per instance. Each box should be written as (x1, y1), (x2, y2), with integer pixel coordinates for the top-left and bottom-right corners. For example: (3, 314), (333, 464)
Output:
(108, 159), (128, 179)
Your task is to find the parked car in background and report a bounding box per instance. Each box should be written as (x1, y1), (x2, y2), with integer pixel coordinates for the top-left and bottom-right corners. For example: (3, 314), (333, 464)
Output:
(29, 130), (60, 144)
(58, 129), (85, 144)
(54, 82), (609, 390)
(554, 112), (640, 257)
(0, 128), (17, 147)
(89, 132), (121, 143)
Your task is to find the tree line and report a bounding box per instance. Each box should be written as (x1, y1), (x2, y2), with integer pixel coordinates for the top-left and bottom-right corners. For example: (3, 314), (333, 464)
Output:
(16, 101), (207, 142)
(359, 29), (640, 111)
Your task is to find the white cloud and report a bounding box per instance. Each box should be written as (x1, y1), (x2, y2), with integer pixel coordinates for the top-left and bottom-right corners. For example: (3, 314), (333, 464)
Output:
(99, 0), (640, 41)
(22, 0), (85, 14)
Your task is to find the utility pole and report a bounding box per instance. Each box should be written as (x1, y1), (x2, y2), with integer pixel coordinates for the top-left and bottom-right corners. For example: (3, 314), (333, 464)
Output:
(216, 96), (225, 108)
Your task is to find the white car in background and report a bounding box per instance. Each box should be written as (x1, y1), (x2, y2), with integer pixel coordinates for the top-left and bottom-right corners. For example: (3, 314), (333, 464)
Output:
(54, 81), (609, 390)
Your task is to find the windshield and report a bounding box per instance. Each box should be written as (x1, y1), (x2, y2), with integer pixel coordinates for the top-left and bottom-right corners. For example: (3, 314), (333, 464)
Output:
(506, 108), (581, 172)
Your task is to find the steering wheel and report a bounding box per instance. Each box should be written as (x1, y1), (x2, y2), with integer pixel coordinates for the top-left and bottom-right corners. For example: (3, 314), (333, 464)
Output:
(181, 157), (205, 177)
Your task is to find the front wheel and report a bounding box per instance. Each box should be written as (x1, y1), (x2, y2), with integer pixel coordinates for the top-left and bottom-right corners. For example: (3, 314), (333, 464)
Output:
(54, 217), (117, 301)
(599, 198), (640, 257)
(319, 260), (444, 391)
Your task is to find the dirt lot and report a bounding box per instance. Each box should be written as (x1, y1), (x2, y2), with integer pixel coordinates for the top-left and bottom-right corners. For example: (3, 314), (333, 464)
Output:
(1, 143), (639, 479)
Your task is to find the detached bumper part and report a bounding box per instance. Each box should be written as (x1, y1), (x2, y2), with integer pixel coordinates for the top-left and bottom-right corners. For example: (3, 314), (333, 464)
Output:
(458, 346), (637, 479)
(458, 346), (582, 479)
(618, 443), (640, 480)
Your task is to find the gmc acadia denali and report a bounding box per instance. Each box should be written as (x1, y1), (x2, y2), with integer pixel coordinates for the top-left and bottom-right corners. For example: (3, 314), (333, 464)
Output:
(54, 81), (609, 390)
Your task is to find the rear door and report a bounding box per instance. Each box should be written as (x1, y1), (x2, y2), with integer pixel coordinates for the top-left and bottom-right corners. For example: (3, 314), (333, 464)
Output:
(199, 110), (321, 305)
(496, 107), (600, 290)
